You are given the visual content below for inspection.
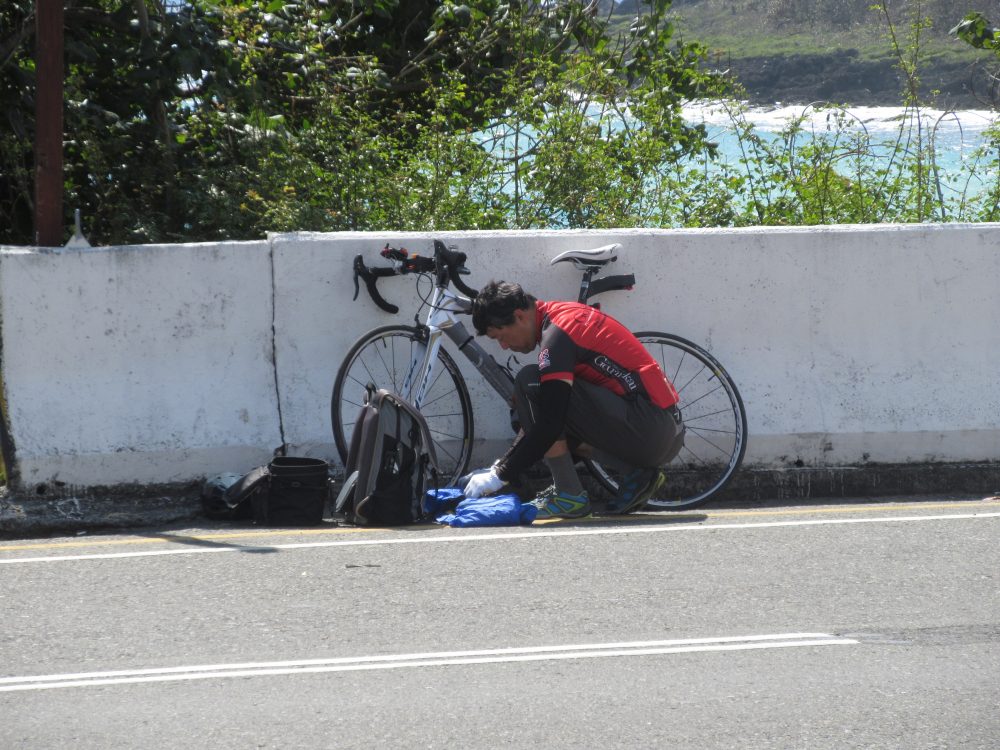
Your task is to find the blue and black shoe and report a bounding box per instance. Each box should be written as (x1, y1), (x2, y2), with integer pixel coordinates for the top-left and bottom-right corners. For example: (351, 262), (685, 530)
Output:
(532, 485), (592, 519)
(604, 468), (666, 514)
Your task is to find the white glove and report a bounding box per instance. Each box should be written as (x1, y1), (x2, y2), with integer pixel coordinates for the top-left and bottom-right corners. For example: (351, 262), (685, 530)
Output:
(463, 468), (505, 498)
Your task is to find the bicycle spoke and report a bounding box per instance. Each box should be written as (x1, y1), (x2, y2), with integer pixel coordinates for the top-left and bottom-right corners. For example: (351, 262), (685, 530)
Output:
(679, 382), (724, 411)
(683, 428), (735, 461)
(333, 325), (474, 484)
(421, 388), (461, 410)
(424, 430), (467, 468)
(677, 442), (719, 468)
(370, 342), (398, 392)
(360, 340), (390, 373)
(420, 410), (467, 420)
(369, 337), (403, 392)
(590, 332), (747, 509)
(339, 392), (366, 410)
(682, 406), (737, 423)
(343, 366), (380, 404)
(646, 342), (685, 384)
(683, 425), (737, 435)
(673, 363), (710, 399)
(428, 431), (463, 453)
(427, 426), (469, 442)
(426, 361), (453, 398)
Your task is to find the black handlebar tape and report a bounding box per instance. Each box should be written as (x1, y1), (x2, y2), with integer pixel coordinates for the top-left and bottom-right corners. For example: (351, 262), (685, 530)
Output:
(352, 254), (400, 314)
(432, 240), (479, 299)
(451, 269), (478, 299)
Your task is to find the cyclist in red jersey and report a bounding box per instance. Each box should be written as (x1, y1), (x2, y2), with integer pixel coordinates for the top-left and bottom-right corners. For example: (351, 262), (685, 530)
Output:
(463, 281), (685, 518)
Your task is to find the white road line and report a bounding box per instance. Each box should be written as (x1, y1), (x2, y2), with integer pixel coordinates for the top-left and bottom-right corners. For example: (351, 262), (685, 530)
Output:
(0, 633), (857, 692)
(1, 511), (998, 565)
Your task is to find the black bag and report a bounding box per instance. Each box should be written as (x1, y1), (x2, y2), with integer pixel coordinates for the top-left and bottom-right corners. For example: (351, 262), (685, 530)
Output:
(202, 457), (330, 526)
(334, 388), (439, 526)
(252, 456), (330, 526)
(200, 472), (256, 521)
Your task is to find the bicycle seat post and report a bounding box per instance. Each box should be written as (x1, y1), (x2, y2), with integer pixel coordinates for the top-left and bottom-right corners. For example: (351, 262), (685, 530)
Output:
(578, 266), (598, 304)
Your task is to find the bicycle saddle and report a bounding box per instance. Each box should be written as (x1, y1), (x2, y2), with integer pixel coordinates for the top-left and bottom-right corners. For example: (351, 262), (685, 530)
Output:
(549, 243), (622, 269)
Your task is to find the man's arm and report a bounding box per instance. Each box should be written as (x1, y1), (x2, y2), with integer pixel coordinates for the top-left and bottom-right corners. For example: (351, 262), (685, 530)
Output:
(494, 378), (571, 482)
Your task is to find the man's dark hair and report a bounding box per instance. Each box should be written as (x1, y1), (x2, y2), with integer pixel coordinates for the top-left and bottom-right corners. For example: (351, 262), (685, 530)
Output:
(472, 281), (536, 335)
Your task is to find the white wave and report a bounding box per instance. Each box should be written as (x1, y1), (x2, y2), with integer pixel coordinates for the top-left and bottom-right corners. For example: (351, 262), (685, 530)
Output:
(684, 100), (998, 135)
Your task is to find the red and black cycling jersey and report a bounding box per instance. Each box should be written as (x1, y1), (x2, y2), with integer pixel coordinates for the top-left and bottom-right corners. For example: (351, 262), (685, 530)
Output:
(535, 300), (678, 408)
(494, 300), (678, 482)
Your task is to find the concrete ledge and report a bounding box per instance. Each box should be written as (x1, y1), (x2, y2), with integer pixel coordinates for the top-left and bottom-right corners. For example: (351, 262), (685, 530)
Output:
(0, 484), (204, 539)
(718, 462), (1000, 504)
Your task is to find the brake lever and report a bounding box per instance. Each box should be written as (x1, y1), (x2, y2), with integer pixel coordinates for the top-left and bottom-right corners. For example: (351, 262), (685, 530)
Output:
(352, 259), (362, 302)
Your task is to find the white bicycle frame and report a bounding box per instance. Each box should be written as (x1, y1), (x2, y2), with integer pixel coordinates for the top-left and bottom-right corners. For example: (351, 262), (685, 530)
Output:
(400, 284), (515, 410)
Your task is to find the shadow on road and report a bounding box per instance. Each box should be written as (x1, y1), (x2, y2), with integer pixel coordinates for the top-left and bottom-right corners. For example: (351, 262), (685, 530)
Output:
(140, 531), (281, 554)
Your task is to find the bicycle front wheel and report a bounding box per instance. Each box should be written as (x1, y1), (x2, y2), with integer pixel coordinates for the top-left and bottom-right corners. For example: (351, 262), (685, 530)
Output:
(331, 325), (474, 485)
(585, 332), (747, 510)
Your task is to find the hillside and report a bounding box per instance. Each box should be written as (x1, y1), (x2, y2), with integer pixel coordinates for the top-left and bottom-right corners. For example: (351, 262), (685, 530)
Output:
(661, 0), (998, 108)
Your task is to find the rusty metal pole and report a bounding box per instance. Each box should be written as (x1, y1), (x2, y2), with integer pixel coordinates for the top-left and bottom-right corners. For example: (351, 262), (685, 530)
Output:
(34, 0), (64, 247)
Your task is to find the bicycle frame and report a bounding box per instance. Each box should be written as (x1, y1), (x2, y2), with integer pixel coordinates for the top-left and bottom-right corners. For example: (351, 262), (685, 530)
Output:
(402, 284), (515, 411)
(404, 263), (632, 410)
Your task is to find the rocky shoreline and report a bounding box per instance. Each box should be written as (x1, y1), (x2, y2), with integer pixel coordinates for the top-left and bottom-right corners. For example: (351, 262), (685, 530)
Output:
(726, 51), (995, 110)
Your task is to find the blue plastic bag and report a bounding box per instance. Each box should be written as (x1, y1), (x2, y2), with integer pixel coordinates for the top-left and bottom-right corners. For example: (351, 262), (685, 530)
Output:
(426, 489), (537, 527)
(422, 487), (465, 517)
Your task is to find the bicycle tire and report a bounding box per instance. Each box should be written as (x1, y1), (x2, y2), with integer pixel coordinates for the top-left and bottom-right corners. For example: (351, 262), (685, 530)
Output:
(331, 324), (475, 485)
(585, 332), (747, 510)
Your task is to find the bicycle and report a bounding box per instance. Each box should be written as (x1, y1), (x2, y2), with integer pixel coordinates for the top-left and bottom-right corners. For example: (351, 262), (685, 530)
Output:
(331, 239), (747, 510)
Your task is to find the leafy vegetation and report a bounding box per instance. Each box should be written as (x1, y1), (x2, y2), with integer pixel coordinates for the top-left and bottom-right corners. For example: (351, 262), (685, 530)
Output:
(2, 0), (1000, 247)
(0, 0), (724, 244)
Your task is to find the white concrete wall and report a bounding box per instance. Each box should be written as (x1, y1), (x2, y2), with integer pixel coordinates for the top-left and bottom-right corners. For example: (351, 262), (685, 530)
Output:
(2, 224), (998, 491)
(0, 242), (281, 488)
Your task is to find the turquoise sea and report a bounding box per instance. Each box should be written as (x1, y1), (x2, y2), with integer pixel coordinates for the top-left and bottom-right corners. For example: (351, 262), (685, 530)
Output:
(683, 102), (1000, 195)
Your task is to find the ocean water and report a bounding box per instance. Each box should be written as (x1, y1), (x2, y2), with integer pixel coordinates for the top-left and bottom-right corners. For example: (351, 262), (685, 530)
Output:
(682, 102), (1000, 191)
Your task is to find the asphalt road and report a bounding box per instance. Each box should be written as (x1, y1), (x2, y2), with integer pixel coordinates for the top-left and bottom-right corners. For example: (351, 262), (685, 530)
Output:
(1, 496), (998, 749)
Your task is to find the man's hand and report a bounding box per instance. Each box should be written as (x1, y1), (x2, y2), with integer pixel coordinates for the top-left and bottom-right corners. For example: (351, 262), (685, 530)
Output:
(463, 467), (505, 498)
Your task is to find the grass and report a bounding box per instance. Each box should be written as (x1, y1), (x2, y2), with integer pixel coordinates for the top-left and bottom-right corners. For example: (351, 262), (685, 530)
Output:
(666, 1), (985, 65)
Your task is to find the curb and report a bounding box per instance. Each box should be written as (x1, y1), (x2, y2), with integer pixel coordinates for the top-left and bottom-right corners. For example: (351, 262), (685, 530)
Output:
(2, 462), (998, 539)
(0, 486), (203, 539)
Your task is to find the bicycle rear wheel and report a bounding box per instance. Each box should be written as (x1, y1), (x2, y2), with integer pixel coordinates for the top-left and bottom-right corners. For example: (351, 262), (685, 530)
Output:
(585, 332), (747, 510)
(331, 325), (474, 485)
